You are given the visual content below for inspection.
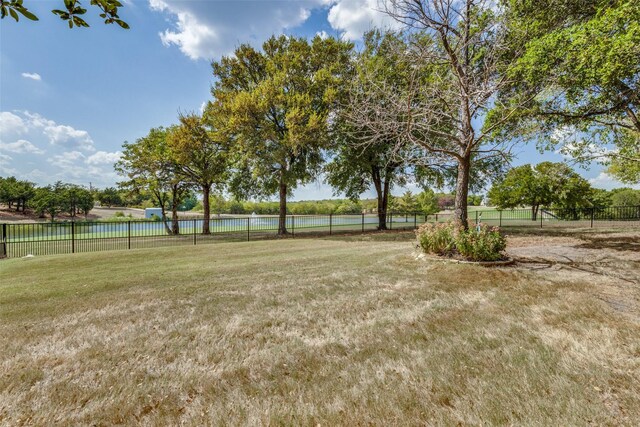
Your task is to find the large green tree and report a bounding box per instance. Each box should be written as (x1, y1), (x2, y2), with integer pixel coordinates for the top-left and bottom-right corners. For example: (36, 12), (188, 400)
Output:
(209, 34), (353, 235)
(1, 0), (128, 28)
(498, 0), (639, 182)
(168, 114), (229, 235)
(488, 162), (594, 220)
(116, 128), (191, 235)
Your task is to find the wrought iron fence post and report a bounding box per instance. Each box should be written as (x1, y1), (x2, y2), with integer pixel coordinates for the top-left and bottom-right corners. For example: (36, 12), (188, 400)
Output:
(292, 215), (295, 238)
(590, 208), (595, 228)
(128, 221), (131, 250)
(540, 209), (543, 228)
(414, 212), (417, 229)
(247, 217), (250, 242)
(1, 223), (6, 259)
(362, 213), (365, 233)
(389, 212), (392, 230)
(329, 213), (332, 235)
(71, 221), (75, 253)
(193, 219), (197, 245)
(475, 211), (478, 225)
(499, 210), (502, 227)
(435, 213), (438, 223)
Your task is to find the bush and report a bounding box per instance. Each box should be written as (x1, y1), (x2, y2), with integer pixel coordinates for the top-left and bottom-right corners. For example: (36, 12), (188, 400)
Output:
(416, 221), (506, 262)
(416, 222), (460, 256)
(454, 224), (506, 261)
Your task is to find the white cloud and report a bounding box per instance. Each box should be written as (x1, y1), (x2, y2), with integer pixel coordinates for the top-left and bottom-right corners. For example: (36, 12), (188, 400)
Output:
(327, 0), (400, 40)
(0, 153), (17, 175)
(316, 30), (329, 39)
(20, 111), (96, 152)
(48, 151), (86, 169)
(86, 151), (122, 165)
(0, 111), (121, 186)
(150, 0), (396, 60)
(0, 111), (28, 135)
(21, 72), (42, 81)
(43, 124), (95, 151)
(589, 172), (640, 190)
(0, 139), (45, 155)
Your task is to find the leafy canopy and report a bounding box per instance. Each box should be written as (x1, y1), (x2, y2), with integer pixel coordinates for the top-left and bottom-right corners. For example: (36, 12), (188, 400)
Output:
(209, 34), (353, 200)
(488, 162), (595, 210)
(1, 0), (129, 28)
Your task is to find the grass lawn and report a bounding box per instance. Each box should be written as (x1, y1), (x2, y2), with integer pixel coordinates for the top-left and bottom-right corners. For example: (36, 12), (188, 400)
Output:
(1, 232), (639, 425)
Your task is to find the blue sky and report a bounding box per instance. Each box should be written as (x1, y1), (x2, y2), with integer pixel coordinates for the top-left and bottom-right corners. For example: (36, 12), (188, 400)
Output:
(0, 0), (634, 201)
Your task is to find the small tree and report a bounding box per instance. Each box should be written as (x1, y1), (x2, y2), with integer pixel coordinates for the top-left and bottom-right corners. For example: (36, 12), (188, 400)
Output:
(0, 176), (35, 212)
(416, 189), (439, 215)
(611, 188), (640, 207)
(488, 162), (594, 220)
(32, 183), (64, 221)
(116, 127), (191, 235)
(395, 191), (418, 213)
(97, 187), (123, 208)
(168, 114), (228, 234)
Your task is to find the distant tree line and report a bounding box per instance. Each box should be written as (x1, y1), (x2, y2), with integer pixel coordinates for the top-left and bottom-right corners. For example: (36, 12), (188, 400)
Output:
(0, 176), (168, 221)
(189, 191), (483, 217)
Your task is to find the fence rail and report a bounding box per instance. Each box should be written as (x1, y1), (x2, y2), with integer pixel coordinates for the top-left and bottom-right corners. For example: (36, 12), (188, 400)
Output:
(1, 206), (639, 258)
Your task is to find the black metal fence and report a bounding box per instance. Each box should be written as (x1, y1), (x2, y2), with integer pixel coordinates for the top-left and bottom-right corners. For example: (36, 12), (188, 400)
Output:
(1, 206), (639, 258)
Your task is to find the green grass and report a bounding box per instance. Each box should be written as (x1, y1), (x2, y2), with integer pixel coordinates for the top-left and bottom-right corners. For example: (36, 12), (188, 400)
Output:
(1, 235), (639, 425)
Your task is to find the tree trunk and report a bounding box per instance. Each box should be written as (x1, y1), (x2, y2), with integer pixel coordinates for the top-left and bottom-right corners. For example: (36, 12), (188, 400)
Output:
(171, 204), (180, 235)
(454, 156), (471, 228)
(531, 205), (539, 221)
(278, 173), (288, 235)
(372, 166), (388, 230)
(155, 191), (172, 235)
(202, 184), (211, 235)
(171, 185), (180, 235)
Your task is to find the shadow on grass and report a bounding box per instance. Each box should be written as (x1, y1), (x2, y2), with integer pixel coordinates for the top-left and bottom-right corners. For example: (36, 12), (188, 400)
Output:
(321, 230), (417, 242)
(577, 236), (640, 252)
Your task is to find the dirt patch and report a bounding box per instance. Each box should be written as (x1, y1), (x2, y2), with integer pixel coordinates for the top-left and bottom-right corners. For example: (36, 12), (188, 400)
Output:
(506, 231), (640, 320)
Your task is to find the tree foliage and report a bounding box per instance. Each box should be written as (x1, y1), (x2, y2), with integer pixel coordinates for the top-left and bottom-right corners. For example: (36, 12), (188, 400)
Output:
(209, 34), (353, 234)
(488, 162), (595, 219)
(1, 0), (129, 28)
(96, 187), (123, 208)
(328, 31), (432, 229)
(0, 176), (35, 212)
(498, 0), (640, 181)
(610, 188), (640, 207)
(168, 114), (229, 234)
(115, 128), (191, 235)
(349, 0), (531, 227)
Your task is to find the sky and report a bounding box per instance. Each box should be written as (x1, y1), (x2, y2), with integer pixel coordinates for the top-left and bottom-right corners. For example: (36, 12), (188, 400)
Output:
(0, 0), (636, 201)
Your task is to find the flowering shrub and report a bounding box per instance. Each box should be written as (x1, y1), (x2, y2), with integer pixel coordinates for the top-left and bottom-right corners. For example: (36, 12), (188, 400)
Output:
(454, 224), (506, 261)
(415, 222), (460, 256)
(416, 221), (506, 262)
